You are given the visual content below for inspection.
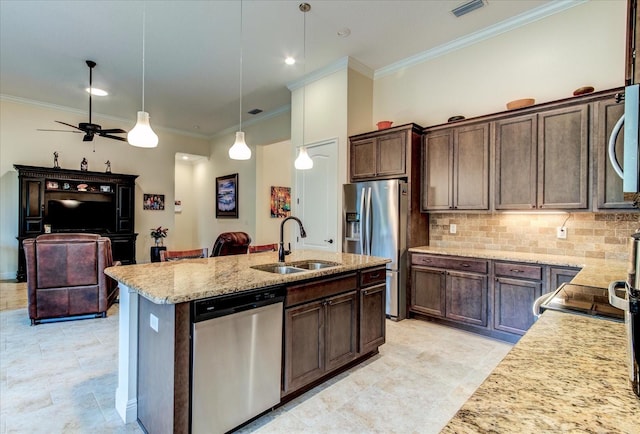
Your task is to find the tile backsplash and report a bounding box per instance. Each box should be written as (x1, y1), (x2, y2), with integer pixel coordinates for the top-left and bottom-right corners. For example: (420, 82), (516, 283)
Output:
(428, 212), (639, 261)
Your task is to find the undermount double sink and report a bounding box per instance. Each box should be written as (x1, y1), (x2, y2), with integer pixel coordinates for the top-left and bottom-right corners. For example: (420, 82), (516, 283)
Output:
(251, 260), (341, 275)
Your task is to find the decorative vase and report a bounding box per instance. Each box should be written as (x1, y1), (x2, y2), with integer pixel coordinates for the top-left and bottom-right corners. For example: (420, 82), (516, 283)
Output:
(154, 238), (163, 247)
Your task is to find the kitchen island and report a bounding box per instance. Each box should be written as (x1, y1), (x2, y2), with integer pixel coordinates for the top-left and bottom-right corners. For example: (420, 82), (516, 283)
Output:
(105, 250), (390, 433)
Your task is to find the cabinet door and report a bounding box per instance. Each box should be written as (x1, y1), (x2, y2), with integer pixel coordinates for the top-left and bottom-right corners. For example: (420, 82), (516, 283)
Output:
(596, 99), (633, 209)
(549, 266), (580, 292)
(494, 277), (541, 335)
(495, 115), (537, 210)
(116, 184), (134, 232)
(446, 271), (488, 327)
(454, 123), (490, 210)
(422, 130), (453, 210)
(538, 105), (589, 209)
(22, 177), (44, 234)
(376, 132), (406, 177)
(410, 266), (446, 317)
(359, 283), (386, 354)
(325, 291), (358, 372)
(283, 300), (325, 394)
(350, 138), (377, 180)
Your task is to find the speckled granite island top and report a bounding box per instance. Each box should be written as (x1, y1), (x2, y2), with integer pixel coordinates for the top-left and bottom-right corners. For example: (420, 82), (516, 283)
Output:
(105, 250), (390, 304)
(409, 246), (628, 289)
(441, 310), (640, 433)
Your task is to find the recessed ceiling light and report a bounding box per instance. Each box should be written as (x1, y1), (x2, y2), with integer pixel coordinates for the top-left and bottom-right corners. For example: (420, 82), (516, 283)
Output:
(85, 87), (108, 96)
(182, 155), (189, 160)
(285, 57), (296, 65)
(337, 28), (351, 37)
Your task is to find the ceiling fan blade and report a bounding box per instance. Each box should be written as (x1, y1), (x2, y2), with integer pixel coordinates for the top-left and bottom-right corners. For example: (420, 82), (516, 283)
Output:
(100, 128), (127, 134)
(37, 129), (82, 133)
(100, 134), (128, 142)
(55, 121), (82, 131)
(83, 133), (94, 142)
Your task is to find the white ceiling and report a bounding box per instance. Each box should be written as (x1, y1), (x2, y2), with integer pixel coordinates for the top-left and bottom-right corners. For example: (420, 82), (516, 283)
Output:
(0, 0), (560, 138)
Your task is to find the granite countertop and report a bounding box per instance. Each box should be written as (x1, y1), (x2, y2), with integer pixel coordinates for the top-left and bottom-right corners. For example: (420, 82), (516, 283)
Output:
(441, 310), (640, 433)
(105, 250), (390, 304)
(409, 246), (628, 289)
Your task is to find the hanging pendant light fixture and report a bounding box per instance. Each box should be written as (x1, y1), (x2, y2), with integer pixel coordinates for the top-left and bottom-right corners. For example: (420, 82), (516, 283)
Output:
(229, 0), (251, 160)
(128, 2), (158, 148)
(294, 3), (313, 170)
(294, 2), (313, 170)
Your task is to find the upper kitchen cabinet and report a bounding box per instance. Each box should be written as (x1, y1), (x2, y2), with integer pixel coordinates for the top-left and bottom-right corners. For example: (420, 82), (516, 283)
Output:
(595, 93), (635, 209)
(349, 123), (422, 182)
(422, 122), (490, 211)
(495, 104), (589, 210)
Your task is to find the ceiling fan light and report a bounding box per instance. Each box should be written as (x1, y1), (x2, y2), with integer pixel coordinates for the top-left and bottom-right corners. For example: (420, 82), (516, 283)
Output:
(128, 111), (158, 148)
(229, 131), (252, 160)
(294, 147), (313, 170)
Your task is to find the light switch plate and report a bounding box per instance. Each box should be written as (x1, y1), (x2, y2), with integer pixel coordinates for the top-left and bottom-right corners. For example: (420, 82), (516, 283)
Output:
(450, 224), (457, 234)
(150, 313), (159, 332)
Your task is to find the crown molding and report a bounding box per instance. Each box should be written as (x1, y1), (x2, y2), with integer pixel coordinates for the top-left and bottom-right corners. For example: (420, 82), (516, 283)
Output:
(287, 56), (374, 91)
(374, 0), (587, 79)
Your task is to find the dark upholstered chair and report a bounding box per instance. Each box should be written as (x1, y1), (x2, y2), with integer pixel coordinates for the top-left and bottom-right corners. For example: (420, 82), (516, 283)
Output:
(23, 233), (120, 325)
(211, 232), (251, 256)
(160, 248), (209, 262)
(248, 243), (278, 253)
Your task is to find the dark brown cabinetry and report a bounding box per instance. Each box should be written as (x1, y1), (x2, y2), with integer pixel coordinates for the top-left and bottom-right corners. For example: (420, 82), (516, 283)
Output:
(359, 267), (386, 354)
(410, 254), (488, 330)
(14, 165), (138, 281)
(495, 105), (589, 210)
(493, 262), (543, 336)
(349, 124), (421, 182)
(549, 266), (580, 290)
(422, 122), (490, 211)
(283, 273), (359, 395)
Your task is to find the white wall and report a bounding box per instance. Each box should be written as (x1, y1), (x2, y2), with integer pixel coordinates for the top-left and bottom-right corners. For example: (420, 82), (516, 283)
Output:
(0, 98), (209, 277)
(173, 160), (200, 250)
(373, 0), (626, 129)
(255, 140), (292, 245)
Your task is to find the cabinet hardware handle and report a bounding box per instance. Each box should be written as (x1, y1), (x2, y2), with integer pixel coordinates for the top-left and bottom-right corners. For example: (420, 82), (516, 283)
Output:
(370, 272), (381, 278)
(510, 269), (523, 273)
(461, 263), (470, 267)
(363, 290), (370, 295)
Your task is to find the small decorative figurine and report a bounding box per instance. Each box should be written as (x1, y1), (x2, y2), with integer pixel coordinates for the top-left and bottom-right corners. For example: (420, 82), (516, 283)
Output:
(105, 160), (111, 173)
(53, 151), (60, 169)
(81, 157), (88, 171)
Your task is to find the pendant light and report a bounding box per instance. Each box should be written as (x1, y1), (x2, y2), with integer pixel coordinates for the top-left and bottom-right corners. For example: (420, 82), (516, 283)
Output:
(229, 0), (251, 160)
(294, 2), (313, 170)
(128, 2), (158, 148)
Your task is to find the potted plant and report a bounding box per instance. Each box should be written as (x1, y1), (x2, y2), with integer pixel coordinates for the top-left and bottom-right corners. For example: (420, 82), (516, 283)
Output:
(150, 226), (168, 247)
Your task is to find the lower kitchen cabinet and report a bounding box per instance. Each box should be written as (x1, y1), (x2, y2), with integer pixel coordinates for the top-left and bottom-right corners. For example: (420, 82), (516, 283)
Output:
(282, 273), (361, 396)
(410, 254), (489, 330)
(493, 262), (544, 336)
(550, 266), (580, 290)
(359, 267), (386, 354)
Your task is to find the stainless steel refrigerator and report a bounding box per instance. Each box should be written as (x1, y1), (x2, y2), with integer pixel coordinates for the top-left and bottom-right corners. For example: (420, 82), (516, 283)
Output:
(343, 179), (408, 320)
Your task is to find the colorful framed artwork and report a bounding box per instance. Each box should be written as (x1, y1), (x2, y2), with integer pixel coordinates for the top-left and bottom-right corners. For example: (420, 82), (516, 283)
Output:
(143, 194), (165, 210)
(216, 173), (238, 218)
(270, 186), (291, 218)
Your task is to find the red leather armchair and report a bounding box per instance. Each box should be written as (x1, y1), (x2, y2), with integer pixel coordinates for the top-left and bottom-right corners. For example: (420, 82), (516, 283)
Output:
(211, 232), (251, 256)
(23, 233), (120, 325)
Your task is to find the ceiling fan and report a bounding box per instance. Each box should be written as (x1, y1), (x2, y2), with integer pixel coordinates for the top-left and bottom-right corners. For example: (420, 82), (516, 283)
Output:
(38, 60), (127, 142)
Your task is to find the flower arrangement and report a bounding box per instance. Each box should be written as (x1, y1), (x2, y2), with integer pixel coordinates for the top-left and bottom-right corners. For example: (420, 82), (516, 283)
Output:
(150, 226), (168, 245)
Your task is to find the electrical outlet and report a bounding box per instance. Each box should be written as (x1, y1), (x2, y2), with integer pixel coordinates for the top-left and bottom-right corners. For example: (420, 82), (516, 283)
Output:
(450, 224), (457, 234)
(556, 226), (567, 239)
(150, 313), (159, 332)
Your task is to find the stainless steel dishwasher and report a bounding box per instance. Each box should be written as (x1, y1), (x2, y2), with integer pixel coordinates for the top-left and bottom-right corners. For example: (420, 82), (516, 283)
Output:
(191, 286), (285, 434)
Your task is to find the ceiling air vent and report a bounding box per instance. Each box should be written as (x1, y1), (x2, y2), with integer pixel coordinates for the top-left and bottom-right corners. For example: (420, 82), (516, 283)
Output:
(451, 0), (486, 17)
(248, 108), (263, 115)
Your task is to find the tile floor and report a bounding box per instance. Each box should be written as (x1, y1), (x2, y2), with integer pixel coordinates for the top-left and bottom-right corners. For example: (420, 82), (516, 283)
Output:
(0, 283), (512, 433)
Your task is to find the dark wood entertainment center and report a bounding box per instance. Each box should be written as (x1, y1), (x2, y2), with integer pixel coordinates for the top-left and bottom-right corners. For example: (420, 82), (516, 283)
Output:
(14, 165), (138, 282)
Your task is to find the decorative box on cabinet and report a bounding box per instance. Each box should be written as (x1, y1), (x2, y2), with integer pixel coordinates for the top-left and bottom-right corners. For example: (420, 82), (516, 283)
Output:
(348, 123), (422, 182)
(422, 122), (489, 211)
(14, 165), (138, 281)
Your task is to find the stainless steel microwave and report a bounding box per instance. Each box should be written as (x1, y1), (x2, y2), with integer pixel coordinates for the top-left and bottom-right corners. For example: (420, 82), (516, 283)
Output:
(609, 84), (640, 198)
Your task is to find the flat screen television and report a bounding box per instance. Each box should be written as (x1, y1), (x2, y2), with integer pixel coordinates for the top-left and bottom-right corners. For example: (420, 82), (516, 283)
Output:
(46, 199), (116, 233)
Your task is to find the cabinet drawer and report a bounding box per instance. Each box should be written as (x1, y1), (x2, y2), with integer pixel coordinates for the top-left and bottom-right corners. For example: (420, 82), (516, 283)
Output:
(286, 273), (358, 307)
(360, 267), (386, 287)
(494, 262), (542, 280)
(411, 254), (487, 274)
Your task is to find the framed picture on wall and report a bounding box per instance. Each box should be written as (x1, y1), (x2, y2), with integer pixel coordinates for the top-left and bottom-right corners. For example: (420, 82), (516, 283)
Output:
(216, 173), (238, 218)
(270, 186), (291, 218)
(143, 194), (165, 210)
